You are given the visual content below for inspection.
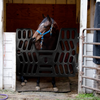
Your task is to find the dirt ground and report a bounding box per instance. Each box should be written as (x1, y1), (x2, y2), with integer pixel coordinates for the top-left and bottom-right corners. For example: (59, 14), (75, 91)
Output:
(0, 74), (78, 100)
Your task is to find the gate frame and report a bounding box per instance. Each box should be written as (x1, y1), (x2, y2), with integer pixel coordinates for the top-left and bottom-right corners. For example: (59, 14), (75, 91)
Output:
(81, 28), (100, 92)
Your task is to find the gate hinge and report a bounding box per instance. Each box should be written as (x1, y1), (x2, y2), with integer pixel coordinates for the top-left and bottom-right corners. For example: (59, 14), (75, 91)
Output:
(78, 36), (85, 39)
(80, 71), (84, 76)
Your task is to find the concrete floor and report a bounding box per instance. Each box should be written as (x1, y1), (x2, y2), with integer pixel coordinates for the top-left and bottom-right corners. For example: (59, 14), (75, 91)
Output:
(0, 73), (78, 100)
(17, 77), (71, 92)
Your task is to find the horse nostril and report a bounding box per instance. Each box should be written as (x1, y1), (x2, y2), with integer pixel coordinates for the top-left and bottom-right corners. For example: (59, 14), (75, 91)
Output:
(31, 37), (36, 43)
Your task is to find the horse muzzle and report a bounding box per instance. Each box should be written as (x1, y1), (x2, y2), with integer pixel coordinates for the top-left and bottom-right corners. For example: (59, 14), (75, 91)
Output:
(30, 37), (36, 43)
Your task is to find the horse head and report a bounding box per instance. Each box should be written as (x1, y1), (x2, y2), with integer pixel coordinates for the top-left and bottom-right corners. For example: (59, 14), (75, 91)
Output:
(31, 15), (59, 50)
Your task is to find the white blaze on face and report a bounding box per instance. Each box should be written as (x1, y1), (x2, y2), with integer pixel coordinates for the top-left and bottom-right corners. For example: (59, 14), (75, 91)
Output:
(40, 23), (44, 26)
(32, 23), (44, 41)
(32, 20), (51, 41)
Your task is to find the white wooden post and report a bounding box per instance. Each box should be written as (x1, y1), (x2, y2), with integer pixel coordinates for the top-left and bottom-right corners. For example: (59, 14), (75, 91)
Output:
(0, 0), (4, 89)
(78, 0), (88, 93)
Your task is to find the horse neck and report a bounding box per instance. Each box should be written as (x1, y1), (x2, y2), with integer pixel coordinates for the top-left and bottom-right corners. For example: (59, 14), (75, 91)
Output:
(52, 22), (59, 35)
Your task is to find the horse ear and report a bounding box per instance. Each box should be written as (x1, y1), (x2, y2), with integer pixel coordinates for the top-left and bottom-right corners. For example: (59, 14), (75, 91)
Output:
(47, 15), (51, 22)
(42, 14), (46, 18)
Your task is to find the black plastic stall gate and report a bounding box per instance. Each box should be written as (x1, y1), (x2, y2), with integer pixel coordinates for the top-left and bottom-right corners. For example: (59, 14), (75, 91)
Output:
(16, 28), (78, 77)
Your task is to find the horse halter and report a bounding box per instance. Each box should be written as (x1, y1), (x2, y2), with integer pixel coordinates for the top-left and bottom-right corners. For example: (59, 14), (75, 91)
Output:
(36, 24), (53, 49)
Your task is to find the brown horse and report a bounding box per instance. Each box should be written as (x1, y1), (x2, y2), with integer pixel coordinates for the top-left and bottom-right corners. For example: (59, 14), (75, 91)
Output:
(21, 15), (59, 91)
(32, 15), (59, 91)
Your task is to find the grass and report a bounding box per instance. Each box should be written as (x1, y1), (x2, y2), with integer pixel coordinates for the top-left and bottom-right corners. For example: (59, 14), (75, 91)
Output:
(76, 93), (94, 98)
(55, 94), (100, 100)
(75, 93), (100, 100)
(0, 89), (17, 94)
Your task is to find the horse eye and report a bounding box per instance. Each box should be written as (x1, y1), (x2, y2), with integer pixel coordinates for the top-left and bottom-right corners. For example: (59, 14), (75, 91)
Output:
(44, 26), (47, 28)
(44, 25), (51, 28)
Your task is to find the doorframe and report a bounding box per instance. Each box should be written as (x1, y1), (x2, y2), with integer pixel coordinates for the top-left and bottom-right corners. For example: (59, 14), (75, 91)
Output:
(0, 0), (93, 92)
(0, 0), (4, 89)
(78, 0), (88, 93)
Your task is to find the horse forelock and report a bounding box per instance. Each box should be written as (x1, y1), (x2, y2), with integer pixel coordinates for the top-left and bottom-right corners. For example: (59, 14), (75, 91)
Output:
(39, 17), (54, 26)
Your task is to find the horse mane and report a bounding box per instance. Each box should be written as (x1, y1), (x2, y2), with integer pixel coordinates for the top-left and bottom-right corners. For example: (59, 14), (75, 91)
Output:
(52, 21), (59, 36)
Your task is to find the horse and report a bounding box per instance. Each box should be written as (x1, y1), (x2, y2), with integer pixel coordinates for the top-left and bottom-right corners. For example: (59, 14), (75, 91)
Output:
(20, 15), (59, 92)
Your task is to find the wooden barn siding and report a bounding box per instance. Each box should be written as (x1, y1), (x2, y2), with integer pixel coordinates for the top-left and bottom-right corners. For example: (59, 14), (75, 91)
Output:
(4, 0), (79, 32)
(3, 32), (16, 90)
(6, 4), (79, 32)
(6, 0), (76, 4)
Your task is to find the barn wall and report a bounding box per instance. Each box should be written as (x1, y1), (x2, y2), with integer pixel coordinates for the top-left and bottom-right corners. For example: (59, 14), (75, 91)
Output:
(4, 0), (79, 32)
(6, 4), (79, 32)
(87, 1), (96, 33)
(85, 33), (95, 93)
(6, 0), (76, 4)
(3, 32), (16, 90)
